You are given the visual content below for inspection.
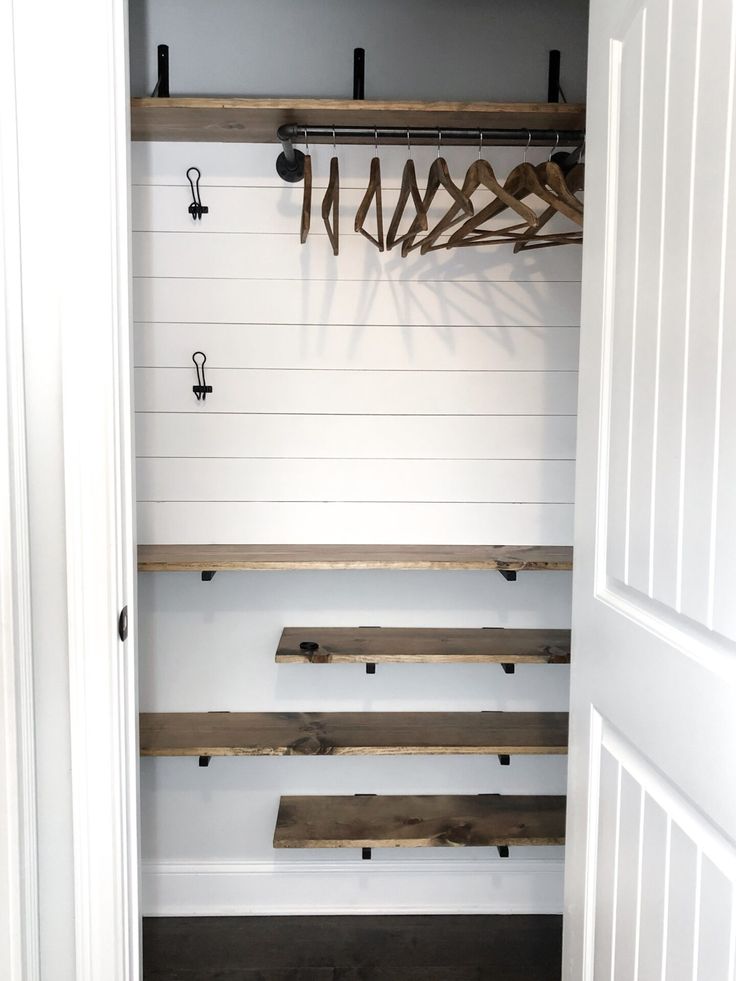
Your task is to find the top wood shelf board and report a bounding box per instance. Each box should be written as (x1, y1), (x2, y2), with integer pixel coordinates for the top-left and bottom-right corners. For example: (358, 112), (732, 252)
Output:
(130, 98), (586, 144)
(137, 544), (573, 572)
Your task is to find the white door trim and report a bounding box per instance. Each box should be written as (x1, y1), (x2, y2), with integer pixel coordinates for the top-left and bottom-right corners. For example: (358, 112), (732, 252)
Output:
(59, 0), (140, 976)
(0, 0), (40, 977)
(6, 0), (140, 975)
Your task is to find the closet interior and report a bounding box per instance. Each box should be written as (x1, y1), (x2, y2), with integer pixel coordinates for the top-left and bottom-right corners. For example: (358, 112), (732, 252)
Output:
(129, 1), (587, 975)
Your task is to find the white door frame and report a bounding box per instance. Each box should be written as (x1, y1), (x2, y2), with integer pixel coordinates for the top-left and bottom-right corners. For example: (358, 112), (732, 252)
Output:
(0, 2), (40, 977)
(3, 0), (140, 977)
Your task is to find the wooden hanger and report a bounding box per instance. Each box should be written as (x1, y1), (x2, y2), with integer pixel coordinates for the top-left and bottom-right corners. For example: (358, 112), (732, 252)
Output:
(448, 137), (583, 248)
(300, 131), (312, 244)
(416, 137), (539, 254)
(321, 132), (339, 256)
(512, 162), (584, 252)
(401, 135), (474, 257)
(386, 133), (428, 251)
(354, 133), (384, 251)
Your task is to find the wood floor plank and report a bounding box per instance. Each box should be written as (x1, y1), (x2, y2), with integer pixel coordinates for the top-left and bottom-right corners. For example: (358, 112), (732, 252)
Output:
(143, 914), (563, 981)
(137, 543), (573, 572)
(139, 711), (569, 757)
(273, 794), (566, 848)
(276, 627), (571, 664)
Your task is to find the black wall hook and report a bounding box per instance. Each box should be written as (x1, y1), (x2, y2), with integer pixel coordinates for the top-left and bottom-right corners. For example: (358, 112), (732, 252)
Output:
(187, 167), (209, 220)
(192, 351), (212, 401)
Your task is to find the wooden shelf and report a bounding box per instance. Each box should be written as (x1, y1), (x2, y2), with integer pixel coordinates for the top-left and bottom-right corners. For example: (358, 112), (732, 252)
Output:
(137, 544), (573, 573)
(139, 711), (569, 757)
(273, 794), (566, 849)
(130, 98), (585, 144)
(276, 627), (571, 665)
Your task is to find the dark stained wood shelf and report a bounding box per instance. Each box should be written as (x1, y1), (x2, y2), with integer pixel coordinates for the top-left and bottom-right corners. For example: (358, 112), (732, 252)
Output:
(273, 794), (567, 849)
(131, 97), (585, 144)
(137, 544), (573, 573)
(139, 711), (569, 757)
(276, 627), (571, 665)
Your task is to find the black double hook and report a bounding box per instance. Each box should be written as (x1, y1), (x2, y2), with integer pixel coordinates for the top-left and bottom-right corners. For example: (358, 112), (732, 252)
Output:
(192, 351), (212, 401)
(186, 167), (209, 220)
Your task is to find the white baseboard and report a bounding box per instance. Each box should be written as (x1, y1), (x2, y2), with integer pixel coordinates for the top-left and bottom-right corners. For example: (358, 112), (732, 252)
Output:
(142, 859), (564, 916)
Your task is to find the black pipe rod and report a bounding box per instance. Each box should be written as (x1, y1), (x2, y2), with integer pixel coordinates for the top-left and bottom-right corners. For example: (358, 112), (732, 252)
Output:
(548, 49), (561, 103)
(353, 48), (365, 100)
(277, 124), (583, 149)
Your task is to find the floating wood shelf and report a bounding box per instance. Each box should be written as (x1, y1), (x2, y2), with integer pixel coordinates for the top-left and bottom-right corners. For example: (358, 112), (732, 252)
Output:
(130, 98), (585, 144)
(137, 544), (573, 573)
(276, 627), (571, 666)
(273, 794), (567, 849)
(139, 711), (569, 757)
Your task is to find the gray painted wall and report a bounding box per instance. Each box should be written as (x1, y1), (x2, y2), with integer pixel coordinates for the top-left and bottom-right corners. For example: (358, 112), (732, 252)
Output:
(129, 0), (588, 103)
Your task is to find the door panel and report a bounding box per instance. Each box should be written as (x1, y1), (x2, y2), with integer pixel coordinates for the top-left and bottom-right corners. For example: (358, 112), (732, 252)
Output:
(565, 0), (736, 976)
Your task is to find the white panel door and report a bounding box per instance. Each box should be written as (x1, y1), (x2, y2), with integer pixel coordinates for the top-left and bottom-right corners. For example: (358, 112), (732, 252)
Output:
(565, 0), (736, 977)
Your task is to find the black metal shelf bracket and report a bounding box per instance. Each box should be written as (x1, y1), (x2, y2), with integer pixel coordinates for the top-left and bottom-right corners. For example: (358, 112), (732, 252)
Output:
(199, 756), (211, 767)
(366, 663), (376, 675)
(548, 49), (567, 103)
(501, 663), (515, 675)
(152, 43), (170, 98)
(353, 48), (365, 100)
(362, 847), (372, 860)
(201, 571), (216, 582)
(499, 569), (517, 582)
(498, 754), (511, 767)
(497, 845), (510, 859)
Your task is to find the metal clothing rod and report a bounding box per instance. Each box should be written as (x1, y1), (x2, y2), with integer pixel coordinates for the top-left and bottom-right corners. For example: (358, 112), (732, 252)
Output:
(277, 125), (584, 165)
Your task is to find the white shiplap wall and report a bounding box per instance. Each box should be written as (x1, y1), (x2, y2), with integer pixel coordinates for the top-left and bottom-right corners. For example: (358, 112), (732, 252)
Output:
(132, 139), (580, 915)
(133, 141), (580, 545)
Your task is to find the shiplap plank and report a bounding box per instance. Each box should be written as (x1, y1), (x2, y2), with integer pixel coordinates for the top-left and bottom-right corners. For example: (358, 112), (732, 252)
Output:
(625, 0), (669, 598)
(636, 795), (668, 979)
(131, 227), (582, 283)
(679, 0), (735, 627)
(130, 141), (556, 188)
(135, 413), (577, 460)
(136, 501), (574, 545)
(613, 769), (643, 981)
(136, 458), (575, 504)
(133, 277), (582, 327)
(650, 0), (699, 609)
(134, 368), (578, 415)
(696, 858), (733, 981)
(593, 749), (620, 979)
(713, 92), (736, 640)
(664, 825), (698, 981)
(605, 10), (645, 588)
(134, 323), (580, 372)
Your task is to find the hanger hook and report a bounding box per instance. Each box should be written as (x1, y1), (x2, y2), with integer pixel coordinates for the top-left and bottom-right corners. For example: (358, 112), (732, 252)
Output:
(374, 127), (379, 156)
(303, 126), (309, 155)
(437, 129), (442, 159)
(406, 128), (411, 159)
(523, 130), (531, 164)
(332, 126), (337, 153)
(478, 130), (484, 160)
(549, 131), (560, 161)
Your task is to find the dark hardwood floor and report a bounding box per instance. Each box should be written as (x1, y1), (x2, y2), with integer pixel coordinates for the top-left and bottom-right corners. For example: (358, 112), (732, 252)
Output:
(143, 915), (563, 981)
